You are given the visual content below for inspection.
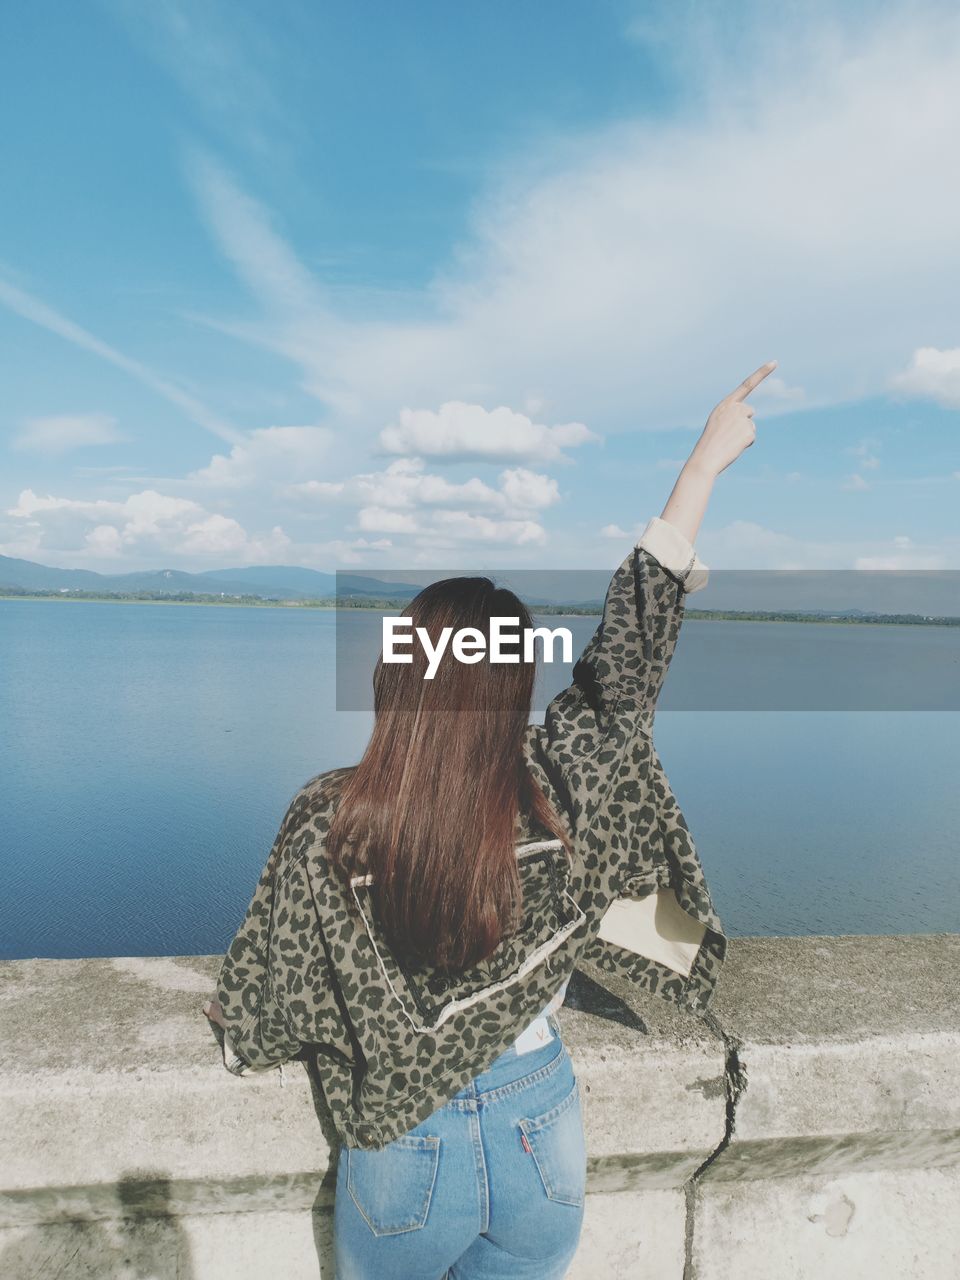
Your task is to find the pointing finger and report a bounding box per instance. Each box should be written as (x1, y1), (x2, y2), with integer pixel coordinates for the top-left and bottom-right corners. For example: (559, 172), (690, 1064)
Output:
(730, 360), (778, 403)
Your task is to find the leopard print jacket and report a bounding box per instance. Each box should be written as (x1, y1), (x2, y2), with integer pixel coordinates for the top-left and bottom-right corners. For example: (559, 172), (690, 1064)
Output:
(214, 516), (726, 1150)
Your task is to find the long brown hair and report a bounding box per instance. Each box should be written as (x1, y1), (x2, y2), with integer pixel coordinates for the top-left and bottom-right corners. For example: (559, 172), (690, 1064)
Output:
(327, 577), (570, 971)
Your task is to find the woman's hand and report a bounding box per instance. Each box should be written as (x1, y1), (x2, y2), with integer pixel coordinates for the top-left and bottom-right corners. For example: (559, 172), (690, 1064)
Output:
(689, 360), (778, 478)
(202, 999), (226, 1029)
(658, 360), (778, 547)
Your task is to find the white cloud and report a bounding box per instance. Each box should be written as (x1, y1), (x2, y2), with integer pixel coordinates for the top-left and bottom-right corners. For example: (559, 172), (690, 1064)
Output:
(4, 487), (289, 563)
(85, 524), (123, 555)
(845, 439), (880, 470)
(291, 458), (559, 552)
(290, 535), (394, 566)
(1, 451), (564, 568)
(842, 473), (870, 492)
(186, 425), (334, 488)
(430, 510), (546, 546)
(292, 480), (345, 499)
(356, 507), (419, 535)
(353, 504), (546, 549)
(699, 520), (954, 570)
(365, 459), (503, 511)
(13, 413), (126, 456)
(185, 10), (960, 436)
(891, 346), (960, 408)
(378, 402), (597, 463)
(854, 552), (945, 569)
(179, 512), (273, 555)
(699, 520), (825, 568)
(290, 458), (559, 520)
(8, 6), (960, 575)
(749, 377), (805, 406)
(498, 468), (560, 510)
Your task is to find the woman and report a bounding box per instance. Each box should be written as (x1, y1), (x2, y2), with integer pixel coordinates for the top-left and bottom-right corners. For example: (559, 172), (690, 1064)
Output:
(204, 361), (775, 1279)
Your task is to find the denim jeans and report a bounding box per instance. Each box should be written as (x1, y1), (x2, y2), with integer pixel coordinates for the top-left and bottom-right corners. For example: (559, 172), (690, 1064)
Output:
(334, 1015), (586, 1279)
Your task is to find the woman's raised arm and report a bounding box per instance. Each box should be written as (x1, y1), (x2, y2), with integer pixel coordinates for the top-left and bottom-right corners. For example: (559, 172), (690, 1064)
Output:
(525, 361), (779, 828)
(660, 359), (777, 545)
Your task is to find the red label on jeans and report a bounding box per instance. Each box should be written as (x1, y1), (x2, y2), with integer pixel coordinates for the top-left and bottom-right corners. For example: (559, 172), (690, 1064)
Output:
(521, 1133), (532, 1153)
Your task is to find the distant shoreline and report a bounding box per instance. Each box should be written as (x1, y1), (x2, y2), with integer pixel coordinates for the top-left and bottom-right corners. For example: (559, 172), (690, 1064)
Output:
(1, 591), (958, 627)
(0, 592), (337, 610)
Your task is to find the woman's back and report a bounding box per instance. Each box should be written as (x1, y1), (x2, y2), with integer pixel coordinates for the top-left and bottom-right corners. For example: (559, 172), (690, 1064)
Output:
(208, 364), (777, 1277)
(213, 526), (726, 1149)
(211, 512), (731, 1277)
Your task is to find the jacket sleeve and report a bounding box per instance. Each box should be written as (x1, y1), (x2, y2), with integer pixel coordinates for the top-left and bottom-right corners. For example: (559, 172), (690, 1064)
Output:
(524, 516), (708, 847)
(528, 516), (707, 769)
(526, 517), (726, 1016)
(572, 515), (708, 715)
(214, 795), (308, 1074)
(215, 786), (359, 1077)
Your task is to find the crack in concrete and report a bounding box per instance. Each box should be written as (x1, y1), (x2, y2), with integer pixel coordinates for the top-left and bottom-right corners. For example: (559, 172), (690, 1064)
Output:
(682, 1011), (747, 1280)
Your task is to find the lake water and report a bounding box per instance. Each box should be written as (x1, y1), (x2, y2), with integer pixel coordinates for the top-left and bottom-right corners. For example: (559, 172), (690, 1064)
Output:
(1, 598), (958, 961)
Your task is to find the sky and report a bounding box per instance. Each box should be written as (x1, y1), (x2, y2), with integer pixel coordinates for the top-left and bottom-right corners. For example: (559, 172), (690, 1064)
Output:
(1, 0), (959, 575)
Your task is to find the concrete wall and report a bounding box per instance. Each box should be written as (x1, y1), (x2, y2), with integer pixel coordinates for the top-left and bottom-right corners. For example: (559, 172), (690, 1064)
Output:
(1, 935), (958, 1279)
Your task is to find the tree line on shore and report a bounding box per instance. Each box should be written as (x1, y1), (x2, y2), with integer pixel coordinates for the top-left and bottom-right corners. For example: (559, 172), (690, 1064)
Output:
(1, 583), (957, 624)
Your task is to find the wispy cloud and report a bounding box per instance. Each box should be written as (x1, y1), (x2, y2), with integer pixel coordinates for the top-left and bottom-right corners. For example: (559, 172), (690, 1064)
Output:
(13, 413), (127, 456)
(699, 519), (952, 571)
(105, 0), (290, 157)
(185, 151), (325, 319)
(183, 152), (359, 413)
(182, 9), (960, 435)
(0, 278), (244, 445)
(845, 439), (881, 470)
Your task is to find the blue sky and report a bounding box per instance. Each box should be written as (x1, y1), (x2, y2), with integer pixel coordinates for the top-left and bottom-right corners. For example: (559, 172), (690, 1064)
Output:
(1, 0), (958, 574)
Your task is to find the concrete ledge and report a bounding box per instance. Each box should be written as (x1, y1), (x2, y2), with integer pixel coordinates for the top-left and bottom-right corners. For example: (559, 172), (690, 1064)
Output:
(1, 935), (959, 1278)
(705, 934), (960, 1181)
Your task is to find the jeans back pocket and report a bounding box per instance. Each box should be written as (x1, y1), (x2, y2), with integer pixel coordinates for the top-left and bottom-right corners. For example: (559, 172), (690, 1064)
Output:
(519, 1078), (586, 1208)
(346, 1134), (441, 1236)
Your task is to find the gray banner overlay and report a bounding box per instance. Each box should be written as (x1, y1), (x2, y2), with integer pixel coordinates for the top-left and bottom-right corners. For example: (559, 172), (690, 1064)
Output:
(335, 569), (960, 712)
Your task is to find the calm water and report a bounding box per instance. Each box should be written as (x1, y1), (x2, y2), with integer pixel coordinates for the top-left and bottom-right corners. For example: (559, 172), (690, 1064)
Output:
(1, 598), (958, 960)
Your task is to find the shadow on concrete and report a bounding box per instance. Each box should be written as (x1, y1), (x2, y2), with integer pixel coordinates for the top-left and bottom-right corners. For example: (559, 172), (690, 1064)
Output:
(0, 1171), (195, 1279)
(304, 1055), (341, 1276)
(564, 966), (649, 1032)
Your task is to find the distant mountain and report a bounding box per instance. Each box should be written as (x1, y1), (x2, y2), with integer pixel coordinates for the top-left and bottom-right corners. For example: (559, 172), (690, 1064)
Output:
(196, 565), (336, 595)
(336, 574), (423, 599)
(0, 554), (424, 601)
(0, 554), (110, 592)
(199, 566), (425, 599)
